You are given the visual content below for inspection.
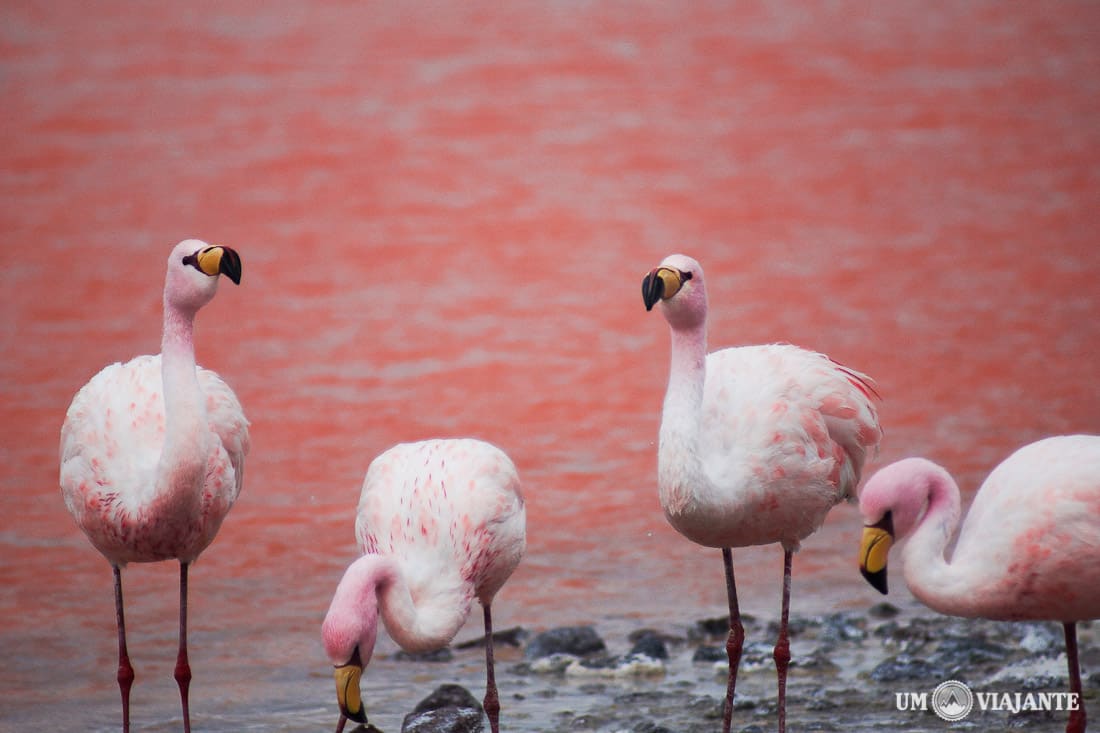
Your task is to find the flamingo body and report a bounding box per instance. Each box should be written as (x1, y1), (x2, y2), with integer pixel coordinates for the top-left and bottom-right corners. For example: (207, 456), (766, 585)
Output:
(858, 435), (1100, 733)
(859, 435), (1100, 621)
(661, 342), (880, 550)
(644, 253), (881, 733)
(61, 353), (247, 565)
(323, 438), (525, 732)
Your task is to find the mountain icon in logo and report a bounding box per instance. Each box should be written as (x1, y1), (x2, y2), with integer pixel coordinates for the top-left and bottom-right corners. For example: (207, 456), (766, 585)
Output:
(932, 680), (974, 721)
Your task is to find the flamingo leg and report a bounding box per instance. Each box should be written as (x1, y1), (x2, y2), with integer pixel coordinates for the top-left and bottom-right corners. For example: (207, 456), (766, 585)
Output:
(175, 562), (193, 733)
(773, 550), (793, 733)
(721, 548), (745, 733)
(482, 603), (501, 733)
(1064, 622), (1086, 733)
(334, 714), (348, 733)
(113, 565), (135, 733)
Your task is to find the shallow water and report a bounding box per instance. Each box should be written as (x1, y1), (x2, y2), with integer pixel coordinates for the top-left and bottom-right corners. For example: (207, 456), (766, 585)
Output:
(2, 2), (1099, 730)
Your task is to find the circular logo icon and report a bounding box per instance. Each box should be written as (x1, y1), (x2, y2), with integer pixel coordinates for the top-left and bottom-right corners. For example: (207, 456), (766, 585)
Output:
(931, 680), (974, 721)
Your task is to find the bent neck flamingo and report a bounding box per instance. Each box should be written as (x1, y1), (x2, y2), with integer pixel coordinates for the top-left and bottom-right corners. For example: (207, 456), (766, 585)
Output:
(60, 240), (248, 733)
(643, 253), (882, 733)
(322, 438), (526, 733)
(859, 435), (1100, 733)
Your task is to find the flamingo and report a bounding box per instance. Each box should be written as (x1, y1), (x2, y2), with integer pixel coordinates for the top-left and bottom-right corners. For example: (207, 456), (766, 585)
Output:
(322, 438), (526, 733)
(858, 435), (1100, 733)
(59, 240), (248, 733)
(642, 253), (882, 733)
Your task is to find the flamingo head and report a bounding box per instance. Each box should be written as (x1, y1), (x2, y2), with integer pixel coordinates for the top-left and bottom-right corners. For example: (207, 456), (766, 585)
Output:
(321, 558), (382, 726)
(857, 457), (949, 595)
(165, 239), (242, 313)
(642, 253), (707, 330)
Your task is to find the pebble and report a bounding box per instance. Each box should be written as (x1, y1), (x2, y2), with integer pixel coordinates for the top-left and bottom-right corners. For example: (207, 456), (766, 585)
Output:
(401, 684), (484, 733)
(524, 626), (607, 660)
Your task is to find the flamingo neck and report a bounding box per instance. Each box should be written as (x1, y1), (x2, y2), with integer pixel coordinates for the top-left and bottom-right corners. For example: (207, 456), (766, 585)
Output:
(658, 324), (711, 514)
(901, 472), (968, 614)
(155, 302), (208, 517)
(343, 554), (472, 655)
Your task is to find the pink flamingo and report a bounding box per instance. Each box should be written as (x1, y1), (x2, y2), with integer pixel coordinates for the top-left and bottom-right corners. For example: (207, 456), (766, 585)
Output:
(858, 436), (1100, 733)
(60, 240), (248, 733)
(642, 254), (882, 733)
(322, 438), (526, 733)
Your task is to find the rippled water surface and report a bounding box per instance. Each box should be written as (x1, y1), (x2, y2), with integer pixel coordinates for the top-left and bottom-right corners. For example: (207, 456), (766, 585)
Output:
(3, 2), (1098, 730)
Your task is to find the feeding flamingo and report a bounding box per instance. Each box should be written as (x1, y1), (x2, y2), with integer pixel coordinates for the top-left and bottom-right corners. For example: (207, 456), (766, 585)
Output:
(322, 438), (526, 733)
(60, 240), (248, 733)
(642, 253), (882, 733)
(858, 435), (1100, 733)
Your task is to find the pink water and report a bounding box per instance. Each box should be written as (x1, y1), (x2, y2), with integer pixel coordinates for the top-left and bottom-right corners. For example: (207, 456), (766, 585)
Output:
(2, 2), (1099, 730)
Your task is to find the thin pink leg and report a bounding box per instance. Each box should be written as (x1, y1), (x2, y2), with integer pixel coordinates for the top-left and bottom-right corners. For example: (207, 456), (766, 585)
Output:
(721, 548), (745, 733)
(1064, 622), (1086, 733)
(113, 565), (135, 733)
(175, 562), (192, 733)
(482, 603), (501, 733)
(773, 550), (793, 733)
(334, 714), (348, 733)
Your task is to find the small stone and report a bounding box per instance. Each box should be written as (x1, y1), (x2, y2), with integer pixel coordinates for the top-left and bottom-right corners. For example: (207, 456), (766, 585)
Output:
(455, 626), (529, 650)
(401, 708), (484, 733)
(692, 645), (726, 663)
(394, 647), (454, 663)
(410, 684), (484, 715)
(524, 626), (607, 659)
(629, 629), (670, 660)
(868, 602), (901, 619)
(402, 684), (485, 733)
(868, 653), (943, 682)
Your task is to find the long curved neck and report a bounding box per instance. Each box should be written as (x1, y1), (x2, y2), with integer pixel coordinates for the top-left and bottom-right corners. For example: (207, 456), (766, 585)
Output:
(658, 323), (710, 512)
(347, 554), (472, 654)
(901, 473), (968, 614)
(155, 301), (208, 516)
(360, 554), (473, 651)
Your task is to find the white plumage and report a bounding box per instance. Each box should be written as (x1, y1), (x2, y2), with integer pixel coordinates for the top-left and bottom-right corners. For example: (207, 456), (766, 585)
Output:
(323, 438), (525, 733)
(59, 239), (247, 733)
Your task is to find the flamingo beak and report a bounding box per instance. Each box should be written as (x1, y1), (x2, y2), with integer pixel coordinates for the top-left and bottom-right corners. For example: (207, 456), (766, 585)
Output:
(642, 267), (689, 311)
(859, 511), (894, 595)
(187, 245), (242, 285)
(333, 649), (368, 725)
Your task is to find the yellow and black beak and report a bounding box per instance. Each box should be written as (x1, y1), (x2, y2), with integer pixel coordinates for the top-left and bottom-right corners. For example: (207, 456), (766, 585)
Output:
(333, 647), (367, 724)
(859, 511), (894, 595)
(642, 266), (692, 311)
(185, 245), (242, 285)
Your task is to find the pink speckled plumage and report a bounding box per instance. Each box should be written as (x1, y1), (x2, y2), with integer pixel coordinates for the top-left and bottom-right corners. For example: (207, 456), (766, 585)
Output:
(859, 436), (1100, 733)
(643, 254), (882, 733)
(322, 438), (525, 733)
(59, 239), (247, 733)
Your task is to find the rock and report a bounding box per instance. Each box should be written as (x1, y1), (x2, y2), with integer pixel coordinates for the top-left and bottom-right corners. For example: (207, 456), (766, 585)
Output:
(765, 615), (820, 639)
(868, 602), (901, 619)
(692, 645), (726, 663)
(524, 626), (607, 659)
(455, 626), (529, 650)
(818, 612), (868, 644)
(402, 684), (485, 733)
(632, 722), (675, 733)
(394, 647), (454, 663)
(930, 633), (1011, 671)
(868, 653), (944, 682)
(628, 629), (670, 660)
(401, 708), (484, 733)
(410, 684), (484, 715)
(687, 614), (758, 641)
